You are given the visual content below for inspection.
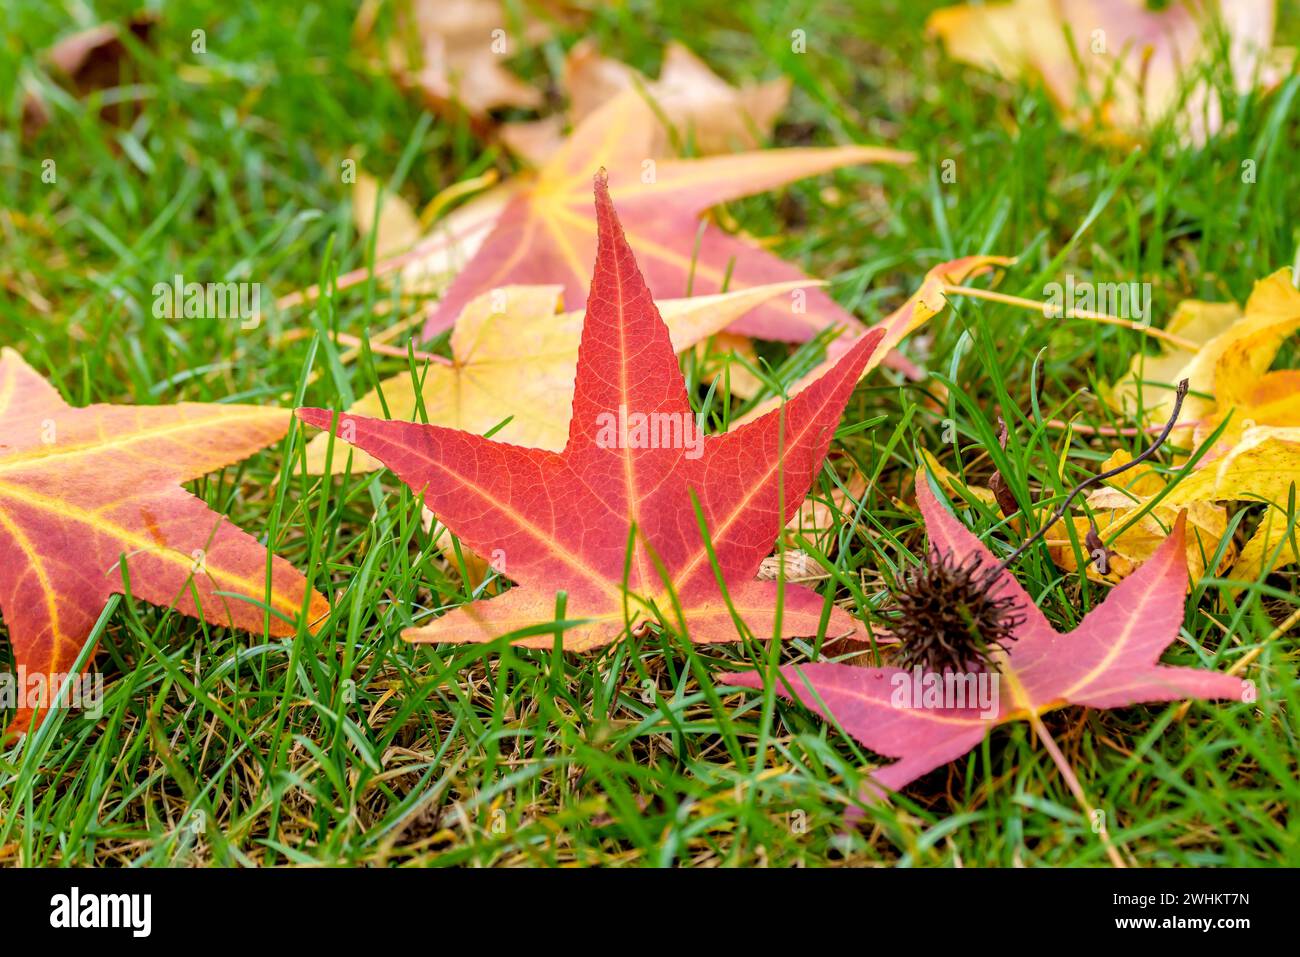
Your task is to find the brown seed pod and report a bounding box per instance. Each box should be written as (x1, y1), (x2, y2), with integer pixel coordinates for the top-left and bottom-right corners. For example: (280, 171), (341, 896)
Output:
(887, 548), (1024, 673)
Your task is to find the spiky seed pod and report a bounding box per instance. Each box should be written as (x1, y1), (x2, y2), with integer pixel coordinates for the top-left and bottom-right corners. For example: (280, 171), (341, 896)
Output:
(887, 548), (1024, 673)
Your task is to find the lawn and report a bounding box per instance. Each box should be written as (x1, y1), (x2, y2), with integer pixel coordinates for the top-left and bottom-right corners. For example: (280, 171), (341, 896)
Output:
(1, 0), (1298, 867)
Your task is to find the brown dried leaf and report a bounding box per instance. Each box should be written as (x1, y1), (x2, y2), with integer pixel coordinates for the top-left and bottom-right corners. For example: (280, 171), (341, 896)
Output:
(21, 13), (156, 135)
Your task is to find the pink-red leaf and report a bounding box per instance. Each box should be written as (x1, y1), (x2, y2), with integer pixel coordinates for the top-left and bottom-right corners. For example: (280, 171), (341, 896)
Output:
(421, 91), (912, 343)
(725, 476), (1246, 796)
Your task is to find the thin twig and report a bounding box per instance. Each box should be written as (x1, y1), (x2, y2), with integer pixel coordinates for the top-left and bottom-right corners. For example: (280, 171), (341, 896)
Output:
(995, 378), (1190, 574)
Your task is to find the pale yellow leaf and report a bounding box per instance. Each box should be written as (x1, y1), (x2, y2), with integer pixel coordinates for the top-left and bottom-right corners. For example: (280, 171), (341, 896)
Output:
(1231, 506), (1300, 588)
(353, 172), (423, 260)
(1166, 426), (1300, 507)
(301, 280), (812, 475)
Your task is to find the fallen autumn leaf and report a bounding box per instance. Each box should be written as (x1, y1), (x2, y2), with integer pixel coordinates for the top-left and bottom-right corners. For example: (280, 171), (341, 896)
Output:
(0, 349), (330, 739)
(725, 476), (1245, 802)
(299, 175), (885, 650)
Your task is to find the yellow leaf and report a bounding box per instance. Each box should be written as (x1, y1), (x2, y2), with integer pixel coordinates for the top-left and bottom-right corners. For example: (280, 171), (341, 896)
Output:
(301, 280), (814, 475)
(920, 447), (1233, 583)
(1065, 450), (1233, 583)
(1166, 426), (1300, 507)
(917, 449), (1001, 511)
(1108, 268), (1300, 432)
(424, 512), (493, 588)
(927, 0), (1053, 79)
(1048, 503), (1232, 585)
(1231, 506), (1300, 589)
(694, 332), (765, 401)
(352, 172), (423, 260)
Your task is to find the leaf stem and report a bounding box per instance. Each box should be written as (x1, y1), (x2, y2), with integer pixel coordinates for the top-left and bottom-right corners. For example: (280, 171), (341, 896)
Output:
(941, 283), (1200, 352)
(1028, 710), (1128, 868)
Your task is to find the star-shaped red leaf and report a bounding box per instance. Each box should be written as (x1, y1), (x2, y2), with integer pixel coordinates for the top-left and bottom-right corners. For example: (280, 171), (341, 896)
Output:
(299, 176), (884, 650)
(420, 90), (912, 343)
(726, 476), (1246, 795)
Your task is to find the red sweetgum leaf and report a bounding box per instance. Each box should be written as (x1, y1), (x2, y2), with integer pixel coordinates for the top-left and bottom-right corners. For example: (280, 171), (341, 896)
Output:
(300, 175), (885, 651)
(421, 89), (913, 343)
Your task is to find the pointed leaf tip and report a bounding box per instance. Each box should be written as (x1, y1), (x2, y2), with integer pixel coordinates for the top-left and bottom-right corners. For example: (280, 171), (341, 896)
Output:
(1171, 507), (1188, 545)
(593, 168), (611, 213)
(295, 407), (334, 431)
(592, 168), (628, 254)
(1144, 506), (1189, 580)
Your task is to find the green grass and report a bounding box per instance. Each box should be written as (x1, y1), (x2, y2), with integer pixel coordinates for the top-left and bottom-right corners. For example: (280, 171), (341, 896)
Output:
(1, 0), (1298, 866)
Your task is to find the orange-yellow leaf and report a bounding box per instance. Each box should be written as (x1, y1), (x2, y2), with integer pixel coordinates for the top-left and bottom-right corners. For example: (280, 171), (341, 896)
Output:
(1108, 269), (1300, 434)
(1194, 369), (1300, 463)
(0, 349), (329, 738)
